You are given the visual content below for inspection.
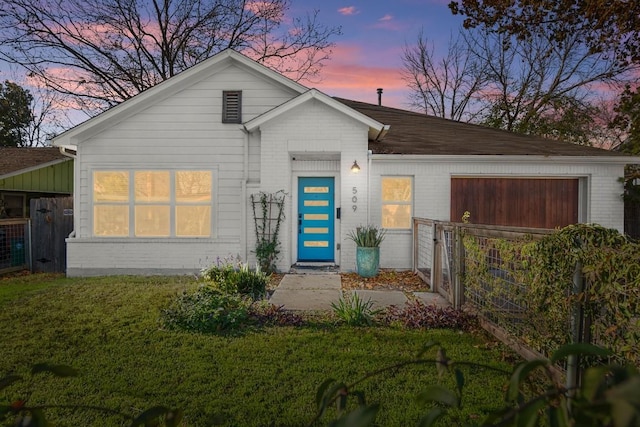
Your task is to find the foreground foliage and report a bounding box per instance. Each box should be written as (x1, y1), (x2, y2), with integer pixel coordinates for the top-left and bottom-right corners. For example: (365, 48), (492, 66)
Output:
(317, 343), (640, 427)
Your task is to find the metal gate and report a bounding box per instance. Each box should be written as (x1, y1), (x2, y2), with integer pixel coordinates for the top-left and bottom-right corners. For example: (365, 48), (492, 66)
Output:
(0, 219), (30, 274)
(30, 197), (73, 273)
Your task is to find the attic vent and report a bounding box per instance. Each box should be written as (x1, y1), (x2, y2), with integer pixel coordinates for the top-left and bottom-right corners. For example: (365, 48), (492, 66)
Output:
(222, 90), (242, 123)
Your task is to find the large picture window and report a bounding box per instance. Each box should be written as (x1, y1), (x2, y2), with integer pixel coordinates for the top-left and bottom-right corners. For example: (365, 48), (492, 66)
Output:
(93, 170), (212, 237)
(381, 176), (413, 229)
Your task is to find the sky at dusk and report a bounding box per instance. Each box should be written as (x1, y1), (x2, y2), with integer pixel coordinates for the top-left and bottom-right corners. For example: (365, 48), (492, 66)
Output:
(290, 0), (463, 109)
(0, 0), (463, 120)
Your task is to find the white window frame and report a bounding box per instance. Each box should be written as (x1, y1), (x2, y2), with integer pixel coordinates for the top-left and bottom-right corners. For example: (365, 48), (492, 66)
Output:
(381, 176), (413, 230)
(91, 169), (215, 238)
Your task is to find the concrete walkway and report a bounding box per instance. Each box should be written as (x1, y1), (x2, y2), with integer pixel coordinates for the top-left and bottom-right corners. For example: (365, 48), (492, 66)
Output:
(268, 274), (450, 311)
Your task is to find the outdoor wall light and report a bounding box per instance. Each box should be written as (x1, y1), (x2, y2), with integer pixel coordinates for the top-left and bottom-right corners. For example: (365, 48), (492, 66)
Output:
(351, 160), (361, 173)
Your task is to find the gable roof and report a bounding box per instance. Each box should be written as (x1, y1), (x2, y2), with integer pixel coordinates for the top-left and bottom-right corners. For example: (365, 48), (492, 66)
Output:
(245, 89), (387, 140)
(0, 147), (70, 178)
(337, 98), (630, 157)
(53, 49), (308, 149)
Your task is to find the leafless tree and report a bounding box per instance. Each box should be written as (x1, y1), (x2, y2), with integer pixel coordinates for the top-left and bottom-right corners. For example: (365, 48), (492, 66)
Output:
(402, 29), (488, 121)
(0, 0), (340, 114)
(25, 85), (74, 146)
(403, 24), (636, 145)
(471, 29), (632, 139)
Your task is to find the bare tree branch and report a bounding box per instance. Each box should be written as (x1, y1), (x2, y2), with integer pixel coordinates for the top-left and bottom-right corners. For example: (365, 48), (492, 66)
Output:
(402, 29), (488, 122)
(468, 28), (634, 138)
(0, 0), (341, 114)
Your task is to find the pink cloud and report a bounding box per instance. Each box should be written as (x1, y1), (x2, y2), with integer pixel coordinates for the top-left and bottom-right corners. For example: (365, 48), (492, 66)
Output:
(309, 45), (410, 108)
(245, 1), (284, 16)
(338, 6), (359, 16)
(370, 15), (407, 32)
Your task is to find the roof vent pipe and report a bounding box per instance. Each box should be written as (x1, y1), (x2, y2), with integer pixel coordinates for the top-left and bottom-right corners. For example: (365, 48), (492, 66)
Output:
(377, 88), (383, 106)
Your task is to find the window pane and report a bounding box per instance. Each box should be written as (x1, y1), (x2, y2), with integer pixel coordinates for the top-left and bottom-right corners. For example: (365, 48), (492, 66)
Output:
(135, 205), (170, 237)
(135, 171), (170, 202)
(176, 206), (211, 237)
(176, 171), (211, 203)
(382, 205), (412, 229)
(94, 205), (129, 236)
(382, 177), (412, 202)
(94, 171), (129, 202)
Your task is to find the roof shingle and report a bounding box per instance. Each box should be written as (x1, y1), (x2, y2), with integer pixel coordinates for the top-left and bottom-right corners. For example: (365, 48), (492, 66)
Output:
(0, 147), (69, 177)
(337, 98), (626, 157)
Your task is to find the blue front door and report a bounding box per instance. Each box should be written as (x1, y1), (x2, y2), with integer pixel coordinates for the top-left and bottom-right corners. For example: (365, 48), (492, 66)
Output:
(298, 177), (334, 261)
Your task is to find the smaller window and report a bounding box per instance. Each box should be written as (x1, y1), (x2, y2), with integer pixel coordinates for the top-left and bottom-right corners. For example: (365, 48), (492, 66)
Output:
(381, 177), (413, 229)
(0, 193), (26, 218)
(222, 91), (242, 123)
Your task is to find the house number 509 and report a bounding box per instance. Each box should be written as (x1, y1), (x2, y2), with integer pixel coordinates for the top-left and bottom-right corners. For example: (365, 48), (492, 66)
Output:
(352, 187), (358, 211)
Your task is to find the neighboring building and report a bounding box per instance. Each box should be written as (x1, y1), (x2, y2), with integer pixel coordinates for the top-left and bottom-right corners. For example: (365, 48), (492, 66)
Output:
(0, 147), (73, 218)
(52, 50), (639, 276)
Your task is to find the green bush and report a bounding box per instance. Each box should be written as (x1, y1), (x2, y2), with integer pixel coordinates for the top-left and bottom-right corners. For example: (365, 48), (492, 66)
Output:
(201, 259), (268, 300)
(331, 293), (379, 326)
(161, 286), (250, 333)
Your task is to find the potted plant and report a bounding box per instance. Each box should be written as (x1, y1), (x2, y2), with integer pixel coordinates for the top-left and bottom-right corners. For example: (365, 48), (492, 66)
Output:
(347, 225), (386, 278)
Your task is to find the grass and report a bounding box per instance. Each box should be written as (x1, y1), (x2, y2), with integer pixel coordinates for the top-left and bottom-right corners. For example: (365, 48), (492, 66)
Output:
(0, 274), (516, 426)
(0, 272), (66, 306)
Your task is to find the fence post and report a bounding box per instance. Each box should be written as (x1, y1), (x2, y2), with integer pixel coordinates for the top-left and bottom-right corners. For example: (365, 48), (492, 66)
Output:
(433, 222), (442, 294)
(454, 225), (465, 309)
(412, 218), (418, 274)
(25, 219), (32, 272)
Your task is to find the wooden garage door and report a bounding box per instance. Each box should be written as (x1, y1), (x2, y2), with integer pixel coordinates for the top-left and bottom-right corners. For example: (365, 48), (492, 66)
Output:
(451, 178), (579, 229)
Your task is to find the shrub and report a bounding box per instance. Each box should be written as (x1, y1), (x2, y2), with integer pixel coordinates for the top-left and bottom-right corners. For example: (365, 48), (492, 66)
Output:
(248, 301), (305, 327)
(233, 263), (268, 300)
(161, 286), (250, 333)
(331, 292), (379, 326)
(201, 259), (268, 301)
(380, 300), (477, 331)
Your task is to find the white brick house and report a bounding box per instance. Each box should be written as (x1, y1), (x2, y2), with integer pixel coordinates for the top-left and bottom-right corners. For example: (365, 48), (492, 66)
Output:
(53, 50), (638, 276)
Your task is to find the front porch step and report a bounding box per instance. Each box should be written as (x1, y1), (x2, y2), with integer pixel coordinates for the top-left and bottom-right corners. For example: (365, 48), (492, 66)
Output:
(289, 263), (340, 274)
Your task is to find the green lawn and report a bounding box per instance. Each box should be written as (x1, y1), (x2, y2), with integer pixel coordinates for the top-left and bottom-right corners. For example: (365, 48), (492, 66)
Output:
(0, 274), (515, 426)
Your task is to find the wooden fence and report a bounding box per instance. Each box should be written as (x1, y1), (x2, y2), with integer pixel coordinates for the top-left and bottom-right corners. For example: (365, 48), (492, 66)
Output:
(412, 218), (552, 309)
(412, 218), (560, 363)
(625, 199), (640, 240)
(30, 197), (74, 273)
(413, 217), (639, 388)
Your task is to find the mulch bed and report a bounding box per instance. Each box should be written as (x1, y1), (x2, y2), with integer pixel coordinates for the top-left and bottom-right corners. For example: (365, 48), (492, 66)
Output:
(269, 269), (430, 292)
(340, 269), (430, 292)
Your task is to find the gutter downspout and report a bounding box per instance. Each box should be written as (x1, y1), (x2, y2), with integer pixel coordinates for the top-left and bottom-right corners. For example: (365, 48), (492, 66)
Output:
(241, 126), (250, 262)
(367, 125), (387, 225)
(367, 149), (372, 224)
(57, 145), (78, 239)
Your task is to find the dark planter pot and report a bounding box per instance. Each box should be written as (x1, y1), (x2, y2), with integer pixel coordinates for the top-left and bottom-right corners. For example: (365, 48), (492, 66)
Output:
(356, 246), (380, 278)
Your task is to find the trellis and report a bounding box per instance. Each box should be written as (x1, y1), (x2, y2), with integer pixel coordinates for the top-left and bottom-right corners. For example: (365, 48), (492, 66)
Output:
(250, 191), (286, 272)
